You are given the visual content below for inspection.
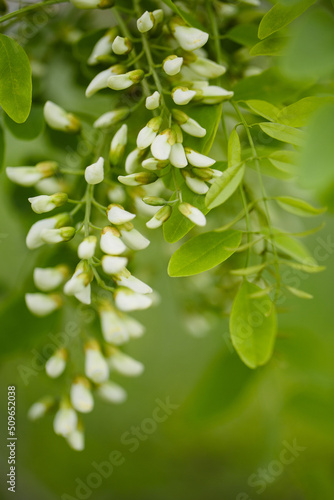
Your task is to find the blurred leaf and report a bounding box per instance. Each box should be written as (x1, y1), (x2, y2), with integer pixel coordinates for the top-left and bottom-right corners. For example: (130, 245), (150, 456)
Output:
(225, 24), (259, 47)
(258, 122), (305, 147)
(0, 34), (32, 123)
(4, 105), (44, 140)
(275, 196), (326, 217)
(230, 280), (277, 369)
(168, 230), (241, 277)
(73, 29), (108, 63)
(258, 0), (316, 39)
(278, 96), (334, 127)
(280, 9), (334, 80)
(206, 129), (244, 209)
(263, 228), (317, 265)
(0, 122), (5, 170)
(231, 263), (267, 276)
(267, 150), (299, 174)
(250, 36), (287, 56)
(242, 99), (280, 121)
(286, 285), (313, 299)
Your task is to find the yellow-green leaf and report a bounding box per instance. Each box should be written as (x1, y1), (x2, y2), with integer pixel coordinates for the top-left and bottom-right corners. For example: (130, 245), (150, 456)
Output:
(258, 122), (305, 147)
(275, 196), (326, 217)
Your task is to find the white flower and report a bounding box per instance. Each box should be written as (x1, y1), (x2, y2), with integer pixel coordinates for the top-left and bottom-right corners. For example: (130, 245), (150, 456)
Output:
(172, 110), (207, 138)
(66, 428), (85, 451)
(178, 202), (206, 227)
(44, 101), (80, 133)
(120, 227), (150, 250)
(102, 255), (128, 275)
(70, 379), (94, 413)
(64, 266), (92, 305)
(170, 143), (188, 168)
(109, 350), (144, 377)
(172, 87), (196, 105)
(93, 108), (129, 129)
(25, 293), (61, 316)
(45, 349), (67, 378)
(107, 204), (136, 225)
(184, 173), (209, 194)
(112, 36), (131, 55)
(28, 192), (67, 214)
(26, 215), (60, 249)
(100, 227), (127, 255)
(136, 117), (162, 150)
(100, 309), (129, 344)
(108, 69), (144, 90)
(40, 226), (75, 244)
(142, 158), (168, 171)
(85, 344), (109, 383)
(28, 398), (53, 421)
(86, 66), (121, 98)
(75, 284), (91, 305)
(33, 266), (68, 291)
(145, 91), (160, 110)
(146, 205), (172, 229)
(118, 172), (157, 186)
(6, 161), (58, 187)
(123, 316), (145, 338)
(115, 272), (153, 294)
(78, 235), (97, 259)
(110, 124), (128, 166)
(151, 129), (175, 160)
(185, 148), (216, 167)
(53, 406), (78, 437)
(85, 157), (104, 184)
(172, 25), (209, 51)
(125, 148), (142, 174)
(88, 29), (115, 65)
(163, 55), (183, 76)
(137, 11), (154, 33)
(114, 288), (153, 311)
(200, 85), (234, 104)
(97, 381), (127, 404)
(152, 9), (163, 23)
(189, 57), (227, 78)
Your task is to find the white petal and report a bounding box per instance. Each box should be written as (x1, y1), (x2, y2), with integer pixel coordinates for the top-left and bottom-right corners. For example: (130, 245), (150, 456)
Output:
(120, 228), (150, 250)
(173, 26), (209, 51)
(85, 349), (109, 383)
(170, 143), (187, 168)
(102, 256), (128, 275)
(145, 91), (160, 110)
(185, 176), (209, 194)
(107, 206), (135, 225)
(33, 267), (65, 291)
(116, 274), (152, 294)
(109, 351), (144, 377)
(151, 134), (171, 161)
(25, 293), (60, 316)
(70, 382), (94, 413)
(172, 88), (196, 105)
(97, 381), (127, 403)
(186, 149), (216, 167)
(136, 126), (157, 149)
(85, 157), (104, 184)
(53, 408), (78, 437)
(100, 231), (127, 255)
(115, 290), (153, 311)
(100, 310), (130, 345)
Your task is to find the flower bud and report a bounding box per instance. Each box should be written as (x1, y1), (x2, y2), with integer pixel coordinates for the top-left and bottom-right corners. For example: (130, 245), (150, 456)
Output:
(123, 316), (145, 338)
(137, 116), (162, 150)
(41, 226), (76, 244)
(185, 148), (216, 167)
(163, 55), (183, 76)
(151, 129), (175, 160)
(108, 348), (144, 376)
(170, 143), (187, 168)
(69, 0), (114, 9)
(93, 108), (130, 129)
(28, 397), (54, 421)
(100, 226), (127, 255)
(25, 293), (62, 316)
(172, 87), (196, 105)
(53, 402), (78, 437)
(34, 265), (69, 291)
(86, 65), (125, 97)
(28, 192), (68, 214)
(192, 167), (220, 181)
(78, 235), (97, 259)
(115, 270), (152, 294)
(120, 226), (150, 250)
(125, 148), (146, 174)
(178, 202), (206, 226)
(107, 204), (136, 225)
(66, 426), (85, 451)
(108, 69), (144, 90)
(112, 36), (132, 55)
(145, 91), (160, 110)
(118, 172), (158, 186)
(85, 156), (104, 184)
(114, 288), (153, 311)
(146, 205), (172, 229)
(70, 377), (94, 413)
(64, 265), (93, 297)
(6, 161), (58, 187)
(172, 109), (206, 137)
(109, 124), (127, 165)
(142, 158), (168, 171)
(26, 212), (71, 249)
(45, 348), (67, 378)
(200, 85), (234, 104)
(44, 101), (81, 133)
(88, 28), (117, 65)
(84, 340), (109, 383)
(137, 10), (155, 33)
(152, 9), (163, 24)
(170, 19), (209, 51)
(143, 196), (168, 206)
(188, 57), (227, 78)
(97, 381), (127, 403)
(102, 255), (128, 275)
(182, 170), (209, 194)
(100, 307), (129, 344)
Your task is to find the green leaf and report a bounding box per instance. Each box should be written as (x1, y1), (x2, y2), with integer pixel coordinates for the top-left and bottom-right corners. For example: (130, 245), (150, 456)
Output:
(274, 196), (326, 217)
(205, 129), (245, 210)
(168, 230), (241, 277)
(280, 260), (325, 273)
(267, 150), (299, 174)
(0, 123), (5, 170)
(258, 122), (305, 147)
(242, 100), (280, 122)
(285, 286), (313, 299)
(258, 0), (316, 40)
(250, 36), (287, 56)
(0, 34), (32, 123)
(277, 97), (334, 127)
(230, 280), (277, 369)
(263, 228), (317, 265)
(4, 105), (44, 140)
(225, 24), (259, 47)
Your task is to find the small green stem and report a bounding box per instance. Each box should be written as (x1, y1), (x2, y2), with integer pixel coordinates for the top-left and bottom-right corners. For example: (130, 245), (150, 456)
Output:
(0, 0), (68, 24)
